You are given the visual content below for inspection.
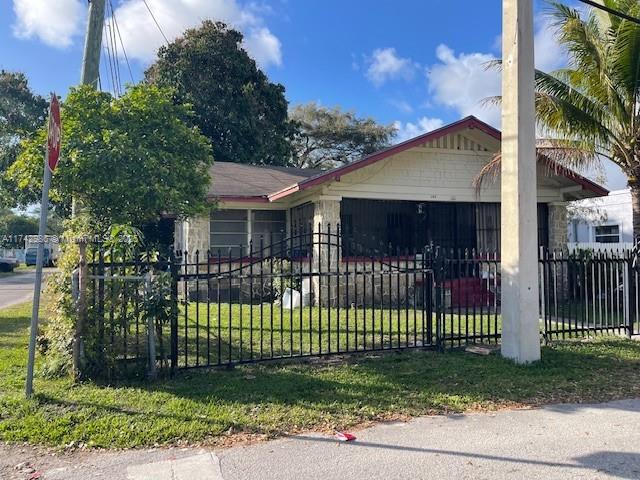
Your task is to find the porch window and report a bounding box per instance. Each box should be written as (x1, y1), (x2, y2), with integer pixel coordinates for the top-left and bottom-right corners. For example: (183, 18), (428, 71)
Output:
(291, 203), (314, 257)
(594, 225), (620, 243)
(210, 209), (286, 257)
(476, 204), (500, 252)
(210, 209), (247, 257)
(339, 199), (552, 257)
(251, 210), (286, 254)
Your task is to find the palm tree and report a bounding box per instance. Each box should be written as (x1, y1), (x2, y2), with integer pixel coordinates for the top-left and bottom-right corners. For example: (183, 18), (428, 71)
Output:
(478, 1), (640, 238)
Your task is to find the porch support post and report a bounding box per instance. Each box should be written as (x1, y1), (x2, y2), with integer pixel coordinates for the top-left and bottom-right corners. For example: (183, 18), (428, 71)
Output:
(182, 214), (210, 300)
(312, 196), (341, 306)
(548, 202), (568, 252)
(184, 215), (210, 256)
(500, 0), (541, 363)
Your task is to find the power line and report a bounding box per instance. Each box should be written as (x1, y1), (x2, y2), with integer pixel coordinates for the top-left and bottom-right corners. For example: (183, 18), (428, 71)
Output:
(109, 0), (134, 83)
(106, 22), (122, 96)
(576, 0), (640, 25)
(142, 0), (169, 44)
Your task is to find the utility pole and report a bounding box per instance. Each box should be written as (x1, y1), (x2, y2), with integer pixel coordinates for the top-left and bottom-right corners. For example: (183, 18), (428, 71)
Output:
(73, 0), (106, 377)
(80, 0), (106, 88)
(500, 0), (541, 363)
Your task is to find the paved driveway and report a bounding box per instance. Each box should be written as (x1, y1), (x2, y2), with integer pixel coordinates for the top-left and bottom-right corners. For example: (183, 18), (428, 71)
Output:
(0, 271), (37, 309)
(3, 399), (640, 479)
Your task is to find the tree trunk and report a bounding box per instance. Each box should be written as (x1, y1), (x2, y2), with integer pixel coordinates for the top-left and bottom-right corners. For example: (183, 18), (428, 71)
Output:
(631, 183), (640, 242)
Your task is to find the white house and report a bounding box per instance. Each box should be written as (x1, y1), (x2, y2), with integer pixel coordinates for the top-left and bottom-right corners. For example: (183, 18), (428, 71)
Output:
(568, 188), (633, 249)
(175, 116), (609, 259)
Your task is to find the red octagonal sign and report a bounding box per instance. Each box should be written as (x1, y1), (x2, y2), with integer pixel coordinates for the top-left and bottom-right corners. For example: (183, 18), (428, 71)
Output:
(47, 94), (61, 172)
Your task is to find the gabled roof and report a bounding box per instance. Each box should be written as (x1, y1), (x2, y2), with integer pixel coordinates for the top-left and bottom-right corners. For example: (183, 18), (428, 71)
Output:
(210, 116), (608, 202)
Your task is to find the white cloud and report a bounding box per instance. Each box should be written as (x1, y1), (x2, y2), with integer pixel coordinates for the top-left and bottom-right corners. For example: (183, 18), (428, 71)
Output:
(366, 48), (416, 86)
(393, 116), (444, 143)
(388, 99), (413, 114)
(12, 0), (84, 48)
(534, 15), (567, 72)
(243, 27), (282, 68)
(427, 44), (501, 126)
(425, 14), (567, 128)
(110, 0), (283, 67)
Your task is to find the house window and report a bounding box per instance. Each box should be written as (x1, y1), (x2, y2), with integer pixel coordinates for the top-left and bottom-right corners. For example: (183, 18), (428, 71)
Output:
(594, 225), (620, 243)
(210, 209), (248, 257)
(251, 210), (286, 255)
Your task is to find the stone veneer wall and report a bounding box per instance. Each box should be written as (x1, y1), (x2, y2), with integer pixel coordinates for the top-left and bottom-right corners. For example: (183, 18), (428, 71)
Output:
(186, 259), (425, 307)
(312, 199), (341, 306)
(182, 215), (210, 256)
(547, 203), (568, 251)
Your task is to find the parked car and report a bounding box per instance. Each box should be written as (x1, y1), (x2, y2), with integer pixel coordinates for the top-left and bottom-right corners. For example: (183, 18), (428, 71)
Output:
(0, 256), (20, 272)
(24, 247), (56, 267)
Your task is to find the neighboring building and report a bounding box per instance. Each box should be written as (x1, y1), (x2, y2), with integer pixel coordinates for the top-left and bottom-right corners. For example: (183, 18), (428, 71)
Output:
(567, 188), (633, 250)
(175, 116), (608, 259)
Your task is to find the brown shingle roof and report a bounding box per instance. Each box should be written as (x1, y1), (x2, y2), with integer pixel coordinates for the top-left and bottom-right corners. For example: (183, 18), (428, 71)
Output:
(208, 162), (322, 199)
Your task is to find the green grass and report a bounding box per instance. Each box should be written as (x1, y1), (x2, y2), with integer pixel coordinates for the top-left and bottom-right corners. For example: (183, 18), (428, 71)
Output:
(2, 302), (640, 449)
(173, 303), (501, 367)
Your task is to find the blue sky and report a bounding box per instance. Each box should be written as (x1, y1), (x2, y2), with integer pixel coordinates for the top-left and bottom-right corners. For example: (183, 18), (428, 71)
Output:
(0, 0), (627, 189)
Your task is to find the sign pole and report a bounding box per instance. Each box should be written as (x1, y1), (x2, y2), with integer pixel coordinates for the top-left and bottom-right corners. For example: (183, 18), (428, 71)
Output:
(25, 154), (52, 398)
(26, 94), (60, 399)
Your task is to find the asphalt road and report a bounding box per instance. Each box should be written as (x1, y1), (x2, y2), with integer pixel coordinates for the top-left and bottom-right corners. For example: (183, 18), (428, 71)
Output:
(3, 399), (640, 480)
(0, 270), (37, 309)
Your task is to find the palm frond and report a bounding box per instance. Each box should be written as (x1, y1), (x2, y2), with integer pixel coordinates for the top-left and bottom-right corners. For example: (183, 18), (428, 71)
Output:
(473, 140), (599, 195)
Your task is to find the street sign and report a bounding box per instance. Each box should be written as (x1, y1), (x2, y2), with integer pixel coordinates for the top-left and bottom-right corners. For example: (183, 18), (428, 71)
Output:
(47, 95), (61, 172)
(26, 92), (59, 398)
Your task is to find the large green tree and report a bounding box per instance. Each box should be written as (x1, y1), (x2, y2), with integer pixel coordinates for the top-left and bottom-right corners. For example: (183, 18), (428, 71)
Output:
(145, 20), (293, 166)
(533, 1), (640, 237)
(10, 84), (213, 230)
(289, 102), (396, 169)
(0, 70), (48, 207)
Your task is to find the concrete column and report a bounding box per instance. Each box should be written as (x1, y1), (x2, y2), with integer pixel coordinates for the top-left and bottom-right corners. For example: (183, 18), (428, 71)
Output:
(500, 0), (541, 363)
(548, 203), (568, 251)
(184, 215), (210, 256)
(312, 197), (341, 306)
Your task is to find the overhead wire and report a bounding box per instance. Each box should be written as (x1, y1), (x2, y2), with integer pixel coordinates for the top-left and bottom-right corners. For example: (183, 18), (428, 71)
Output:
(575, 0), (640, 25)
(109, 0), (134, 83)
(142, 0), (170, 44)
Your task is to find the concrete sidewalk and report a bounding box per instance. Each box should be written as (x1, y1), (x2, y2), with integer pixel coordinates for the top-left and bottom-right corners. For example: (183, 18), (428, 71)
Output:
(4, 399), (640, 480)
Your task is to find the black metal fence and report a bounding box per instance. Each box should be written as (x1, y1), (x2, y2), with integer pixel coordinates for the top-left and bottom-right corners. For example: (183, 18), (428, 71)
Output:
(83, 235), (640, 379)
(540, 248), (636, 340)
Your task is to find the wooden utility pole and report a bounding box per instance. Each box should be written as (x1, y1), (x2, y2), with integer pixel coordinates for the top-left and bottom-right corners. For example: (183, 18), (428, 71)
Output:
(73, 0), (106, 378)
(500, 0), (541, 363)
(80, 0), (106, 88)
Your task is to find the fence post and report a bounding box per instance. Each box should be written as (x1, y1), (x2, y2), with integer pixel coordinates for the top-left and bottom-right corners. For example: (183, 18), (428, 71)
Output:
(73, 241), (88, 379)
(433, 247), (445, 351)
(169, 251), (179, 371)
(145, 271), (157, 379)
(539, 246), (546, 343)
(627, 251), (635, 338)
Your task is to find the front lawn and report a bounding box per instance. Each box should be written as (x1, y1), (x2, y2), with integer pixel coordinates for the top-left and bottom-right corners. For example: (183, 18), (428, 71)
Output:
(1, 302), (640, 448)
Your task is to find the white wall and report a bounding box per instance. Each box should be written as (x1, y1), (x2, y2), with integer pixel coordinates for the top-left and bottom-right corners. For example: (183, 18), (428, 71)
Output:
(323, 131), (571, 203)
(568, 189), (632, 243)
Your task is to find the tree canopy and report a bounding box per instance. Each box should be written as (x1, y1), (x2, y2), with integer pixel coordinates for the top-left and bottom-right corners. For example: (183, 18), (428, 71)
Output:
(532, 1), (640, 236)
(145, 20), (293, 166)
(289, 102), (396, 169)
(0, 70), (48, 208)
(9, 84), (213, 230)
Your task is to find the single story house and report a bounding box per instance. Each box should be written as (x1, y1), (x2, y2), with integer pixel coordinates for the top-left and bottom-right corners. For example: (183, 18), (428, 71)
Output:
(175, 116), (608, 261)
(567, 188), (633, 250)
